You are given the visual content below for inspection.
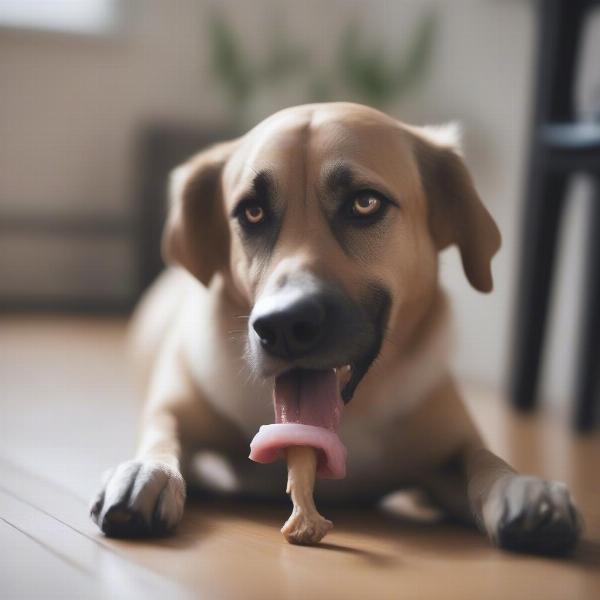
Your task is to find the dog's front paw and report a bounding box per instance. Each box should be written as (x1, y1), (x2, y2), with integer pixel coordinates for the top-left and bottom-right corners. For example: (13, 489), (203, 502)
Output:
(482, 475), (582, 555)
(90, 460), (186, 538)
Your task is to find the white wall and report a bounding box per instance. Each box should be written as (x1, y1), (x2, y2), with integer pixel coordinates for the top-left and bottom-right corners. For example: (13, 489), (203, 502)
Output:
(1, 0), (597, 407)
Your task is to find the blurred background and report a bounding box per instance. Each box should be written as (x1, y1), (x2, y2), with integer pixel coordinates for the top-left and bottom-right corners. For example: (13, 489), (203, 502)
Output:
(1, 0), (599, 421)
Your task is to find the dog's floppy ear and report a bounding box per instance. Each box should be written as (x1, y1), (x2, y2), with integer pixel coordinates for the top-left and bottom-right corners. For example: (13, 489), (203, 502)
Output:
(162, 139), (238, 285)
(412, 124), (501, 293)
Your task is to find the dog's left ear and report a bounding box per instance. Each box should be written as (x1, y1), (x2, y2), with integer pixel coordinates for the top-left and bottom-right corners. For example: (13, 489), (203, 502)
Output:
(412, 124), (501, 293)
(162, 139), (238, 285)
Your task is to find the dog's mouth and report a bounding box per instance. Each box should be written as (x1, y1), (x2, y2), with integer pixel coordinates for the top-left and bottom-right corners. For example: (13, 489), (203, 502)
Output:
(249, 366), (350, 479)
(273, 366), (351, 430)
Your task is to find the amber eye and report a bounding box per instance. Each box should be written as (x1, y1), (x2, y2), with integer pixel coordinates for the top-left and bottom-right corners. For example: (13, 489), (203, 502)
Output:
(244, 204), (265, 224)
(352, 194), (381, 217)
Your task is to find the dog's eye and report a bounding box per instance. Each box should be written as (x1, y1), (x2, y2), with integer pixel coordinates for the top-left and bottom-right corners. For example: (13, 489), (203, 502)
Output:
(232, 198), (271, 233)
(244, 204), (265, 225)
(341, 191), (389, 226)
(352, 194), (381, 217)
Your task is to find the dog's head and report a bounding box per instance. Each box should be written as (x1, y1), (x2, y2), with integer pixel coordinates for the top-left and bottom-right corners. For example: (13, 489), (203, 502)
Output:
(163, 103), (500, 401)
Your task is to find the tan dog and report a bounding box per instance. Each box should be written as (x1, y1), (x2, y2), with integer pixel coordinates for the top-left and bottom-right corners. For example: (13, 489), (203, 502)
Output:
(91, 103), (581, 554)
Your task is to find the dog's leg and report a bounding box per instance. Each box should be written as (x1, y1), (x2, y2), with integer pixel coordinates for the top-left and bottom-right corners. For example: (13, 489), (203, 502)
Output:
(90, 344), (241, 538)
(417, 382), (582, 555)
(90, 354), (188, 537)
(90, 408), (187, 537)
(463, 445), (582, 554)
(424, 445), (582, 555)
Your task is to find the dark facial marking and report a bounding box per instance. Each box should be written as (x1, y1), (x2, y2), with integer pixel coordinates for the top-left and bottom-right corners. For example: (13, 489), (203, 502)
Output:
(321, 163), (396, 259)
(341, 284), (392, 403)
(323, 162), (399, 207)
(325, 162), (355, 194)
(251, 169), (275, 200)
(231, 169), (282, 257)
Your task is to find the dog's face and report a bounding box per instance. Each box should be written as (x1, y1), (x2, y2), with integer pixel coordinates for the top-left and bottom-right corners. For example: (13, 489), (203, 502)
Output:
(163, 103), (500, 401)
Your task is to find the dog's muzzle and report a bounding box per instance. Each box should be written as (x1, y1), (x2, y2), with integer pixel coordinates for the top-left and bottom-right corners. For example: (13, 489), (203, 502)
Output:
(247, 274), (391, 403)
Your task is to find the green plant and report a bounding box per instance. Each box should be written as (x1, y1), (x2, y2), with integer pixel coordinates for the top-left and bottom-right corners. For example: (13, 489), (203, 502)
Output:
(207, 9), (437, 125)
(337, 12), (436, 107)
(208, 12), (308, 125)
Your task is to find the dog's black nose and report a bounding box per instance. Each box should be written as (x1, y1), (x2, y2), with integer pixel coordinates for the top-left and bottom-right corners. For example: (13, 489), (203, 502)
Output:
(252, 294), (326, 359)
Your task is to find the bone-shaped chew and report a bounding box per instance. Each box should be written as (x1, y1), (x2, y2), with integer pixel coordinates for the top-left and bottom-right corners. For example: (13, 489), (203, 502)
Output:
(280, 446), (332, 544)
(249, 424), (346, 544)
(248, 369), (347, 545)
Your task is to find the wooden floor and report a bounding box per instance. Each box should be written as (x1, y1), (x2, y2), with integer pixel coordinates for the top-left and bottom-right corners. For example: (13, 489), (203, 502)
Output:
(1, 316), (599, 600)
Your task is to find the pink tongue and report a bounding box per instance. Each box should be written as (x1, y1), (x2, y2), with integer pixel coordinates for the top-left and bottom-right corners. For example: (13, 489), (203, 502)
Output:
(274, 369), (342, 430)
(248, 369), (347, 479)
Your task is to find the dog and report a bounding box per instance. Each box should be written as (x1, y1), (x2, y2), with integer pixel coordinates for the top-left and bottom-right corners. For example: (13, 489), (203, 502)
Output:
(91, 102), (581, 554)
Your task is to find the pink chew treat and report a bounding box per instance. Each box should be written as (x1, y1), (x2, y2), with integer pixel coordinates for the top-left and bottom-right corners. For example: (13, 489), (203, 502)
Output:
(250, 423), (347, 478)
(248, 368), (347, 479)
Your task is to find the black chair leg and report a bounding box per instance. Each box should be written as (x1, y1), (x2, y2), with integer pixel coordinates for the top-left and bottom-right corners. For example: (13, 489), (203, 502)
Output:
(511, 169), (569, 411)
(574, 180), (600, 431)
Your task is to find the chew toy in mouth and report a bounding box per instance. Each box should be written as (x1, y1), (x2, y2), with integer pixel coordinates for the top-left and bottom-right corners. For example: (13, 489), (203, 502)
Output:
(249, 367), (348, 544)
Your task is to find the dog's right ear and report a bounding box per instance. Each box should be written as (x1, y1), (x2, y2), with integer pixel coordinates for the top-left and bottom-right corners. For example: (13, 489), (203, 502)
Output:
(162, 139), (238, 285)
(411, 124), (501, 293)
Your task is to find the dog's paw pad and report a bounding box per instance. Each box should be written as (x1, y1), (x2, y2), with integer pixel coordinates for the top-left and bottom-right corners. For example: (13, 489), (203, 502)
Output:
(100, 503), (149, 537)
